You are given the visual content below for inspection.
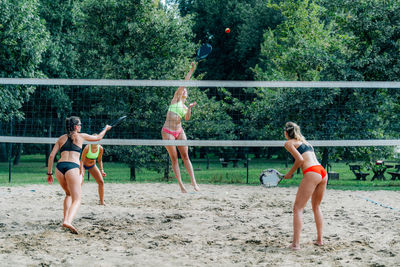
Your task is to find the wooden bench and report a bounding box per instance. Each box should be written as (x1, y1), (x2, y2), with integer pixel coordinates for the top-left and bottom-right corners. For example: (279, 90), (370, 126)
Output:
(349, 165), (369, 181)
(387, 164), (400, 180)
(219, 158), (229, 168)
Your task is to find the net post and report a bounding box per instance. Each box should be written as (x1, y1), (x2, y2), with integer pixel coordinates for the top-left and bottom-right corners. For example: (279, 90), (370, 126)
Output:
(8, 118), (13, 183)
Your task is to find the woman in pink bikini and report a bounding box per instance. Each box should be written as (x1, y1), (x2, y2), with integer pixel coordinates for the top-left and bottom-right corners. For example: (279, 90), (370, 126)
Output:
(162, 62), (200, 193)
(283, 121), (327, 250)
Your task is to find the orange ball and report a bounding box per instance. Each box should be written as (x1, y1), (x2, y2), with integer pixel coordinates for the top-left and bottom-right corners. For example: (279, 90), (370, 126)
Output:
(225, 28), (231, 34)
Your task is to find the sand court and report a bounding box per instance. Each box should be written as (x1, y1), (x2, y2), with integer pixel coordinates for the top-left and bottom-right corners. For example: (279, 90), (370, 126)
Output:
(1, 183), (400, 266)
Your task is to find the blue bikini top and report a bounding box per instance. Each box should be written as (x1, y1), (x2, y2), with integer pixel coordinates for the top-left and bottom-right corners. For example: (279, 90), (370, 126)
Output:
(60, 136), (82, 153)
(296, 143), (313, 154)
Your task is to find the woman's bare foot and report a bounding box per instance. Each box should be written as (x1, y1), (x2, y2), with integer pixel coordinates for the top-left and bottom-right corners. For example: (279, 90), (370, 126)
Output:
(313, 240), (323, 246)
(99, 201), (106, 206)
(192, 183), (200, 191)
(289, 243), (300, 250)
(179, 186), (187, 193)
(62, 222), (78, 234)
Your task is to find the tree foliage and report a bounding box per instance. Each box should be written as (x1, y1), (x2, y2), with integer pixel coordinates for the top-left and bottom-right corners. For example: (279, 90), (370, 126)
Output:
(1, 0), (400, 166)
(174, 0), (283, 82)
(252, 0), (400, 161)
(0, 0), (48, 122)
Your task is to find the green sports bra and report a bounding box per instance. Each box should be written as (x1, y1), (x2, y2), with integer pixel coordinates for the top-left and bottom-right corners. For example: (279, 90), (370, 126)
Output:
(86, 144), (100, 159)
(168, 101), (187, 118)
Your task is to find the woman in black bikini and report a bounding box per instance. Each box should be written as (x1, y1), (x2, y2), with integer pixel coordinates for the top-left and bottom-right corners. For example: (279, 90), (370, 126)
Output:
(47, 116), (111, 234)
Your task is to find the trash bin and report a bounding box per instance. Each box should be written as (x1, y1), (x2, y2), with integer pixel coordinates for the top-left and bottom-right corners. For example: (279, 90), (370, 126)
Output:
(328, 172), (339, 180)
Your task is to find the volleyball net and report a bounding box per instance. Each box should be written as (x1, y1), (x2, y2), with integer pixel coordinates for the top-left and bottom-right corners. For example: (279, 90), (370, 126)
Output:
(1, 78), (400, 147)
(1, 78), (400, 183)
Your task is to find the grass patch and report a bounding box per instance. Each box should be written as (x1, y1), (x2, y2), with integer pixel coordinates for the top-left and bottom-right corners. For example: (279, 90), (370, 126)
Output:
(1, 154), (400, 191)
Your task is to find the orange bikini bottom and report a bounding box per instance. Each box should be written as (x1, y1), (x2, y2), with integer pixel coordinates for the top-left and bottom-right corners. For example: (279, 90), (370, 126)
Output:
(303, 165), (327, 179)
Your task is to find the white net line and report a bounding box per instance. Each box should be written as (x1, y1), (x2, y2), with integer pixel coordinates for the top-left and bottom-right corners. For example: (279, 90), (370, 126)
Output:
(1, 78), (400, 88)
(0, 137), (399, 147)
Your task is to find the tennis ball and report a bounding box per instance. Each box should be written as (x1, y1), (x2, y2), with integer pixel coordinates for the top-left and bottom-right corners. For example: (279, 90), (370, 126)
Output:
(225, 28), (231, 34)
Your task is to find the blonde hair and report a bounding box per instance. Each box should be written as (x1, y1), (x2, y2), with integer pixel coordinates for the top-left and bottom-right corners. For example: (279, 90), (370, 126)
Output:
(284, 122), (307, 143)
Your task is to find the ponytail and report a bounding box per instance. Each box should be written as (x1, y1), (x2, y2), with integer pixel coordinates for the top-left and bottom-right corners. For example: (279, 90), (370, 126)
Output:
(284, 122), (306, 143)
(65, 116), (80, 141)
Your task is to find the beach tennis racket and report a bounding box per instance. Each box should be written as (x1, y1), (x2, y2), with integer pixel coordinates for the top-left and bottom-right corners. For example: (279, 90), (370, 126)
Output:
(259, 169), (284, 187)
(195, 43), (212, 62)
(101, 115), (127, 131)
(109, 115), (127, 127)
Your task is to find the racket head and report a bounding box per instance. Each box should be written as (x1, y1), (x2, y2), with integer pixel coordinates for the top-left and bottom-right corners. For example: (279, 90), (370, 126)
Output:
(110, 115), (127, 127)
(195, 43), (212, 62)
(259, 169), (284, 187)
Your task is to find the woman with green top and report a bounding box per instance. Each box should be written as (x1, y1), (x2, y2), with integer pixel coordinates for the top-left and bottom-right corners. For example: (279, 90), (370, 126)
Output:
(161, 62), (200, 193)
(80, 141), (106, 205)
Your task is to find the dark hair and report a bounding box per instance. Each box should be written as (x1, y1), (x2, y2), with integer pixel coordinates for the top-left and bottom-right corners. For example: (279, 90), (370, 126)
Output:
(65, 116), (80, 141)
(284, 122), (306, 142)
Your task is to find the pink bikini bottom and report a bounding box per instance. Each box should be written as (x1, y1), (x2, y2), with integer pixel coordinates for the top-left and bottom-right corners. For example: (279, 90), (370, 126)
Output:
(162, 127), (183, 139)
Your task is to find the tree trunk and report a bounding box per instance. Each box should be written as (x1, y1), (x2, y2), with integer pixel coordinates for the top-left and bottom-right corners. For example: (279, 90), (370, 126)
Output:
(130, 164), (136, 181)
(191, 146), (196, 159)
(13, 143), (22, 165)
(199, 147), (206, 159)
(0, 143), (7, 162)
(253, 147), (261, 158)
(164, 156), (170, 180)
(45, 125), (52, 167)
(321, 148), (329, 170)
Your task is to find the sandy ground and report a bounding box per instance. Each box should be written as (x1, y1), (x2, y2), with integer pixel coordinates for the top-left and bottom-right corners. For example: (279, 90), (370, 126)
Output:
(1, 182), (400, 266)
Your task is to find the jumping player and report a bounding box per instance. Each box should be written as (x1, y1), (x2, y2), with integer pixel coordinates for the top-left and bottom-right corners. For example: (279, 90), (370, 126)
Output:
(161, 62), (200, 193)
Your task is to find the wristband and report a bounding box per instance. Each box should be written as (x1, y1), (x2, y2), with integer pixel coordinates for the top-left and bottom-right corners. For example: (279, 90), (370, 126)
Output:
(47, 173), (53, 175)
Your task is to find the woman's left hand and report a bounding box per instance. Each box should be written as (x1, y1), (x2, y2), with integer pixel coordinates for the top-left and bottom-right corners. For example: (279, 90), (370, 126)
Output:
(284, 173), (293, 179)
(189, 102), (197, 108)
(47, 174), (53, 185)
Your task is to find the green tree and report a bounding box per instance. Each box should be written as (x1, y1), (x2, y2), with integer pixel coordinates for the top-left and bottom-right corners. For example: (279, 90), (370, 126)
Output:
(252, 0), (399, 164)
(174, 0), (284, 161)
(72, 0), (235, 179)
(0, 0), (49, 122)
(317, 0), (400, 138)
(174, 0), (283, 82)
(0, 0), (49, 161)
(251, 0), (350, 165)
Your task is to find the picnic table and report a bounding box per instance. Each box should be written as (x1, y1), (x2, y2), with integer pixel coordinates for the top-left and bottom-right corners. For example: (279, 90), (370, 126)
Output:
(219, 158), (241, 168)
(371, 160), (393, 181)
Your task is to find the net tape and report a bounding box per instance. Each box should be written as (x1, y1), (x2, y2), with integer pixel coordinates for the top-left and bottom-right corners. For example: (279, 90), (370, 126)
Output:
(0, 137), (399, 147)
(1, 78), (400, 88)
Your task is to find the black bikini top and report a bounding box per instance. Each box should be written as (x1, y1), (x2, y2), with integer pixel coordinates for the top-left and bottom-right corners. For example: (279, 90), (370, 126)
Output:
(296, 143), (313, 154)
(60, 136), (82, 153)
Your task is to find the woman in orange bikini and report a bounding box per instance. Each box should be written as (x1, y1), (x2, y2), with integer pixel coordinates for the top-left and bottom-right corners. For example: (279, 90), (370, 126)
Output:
(283, 122), (327, 250)
(80, 141), (106, 205)
(161, 62), (200, 193)
(47, 116), (111, 233)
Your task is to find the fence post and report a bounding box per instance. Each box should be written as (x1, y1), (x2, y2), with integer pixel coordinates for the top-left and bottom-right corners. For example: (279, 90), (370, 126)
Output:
(246, 149), (249, 184)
